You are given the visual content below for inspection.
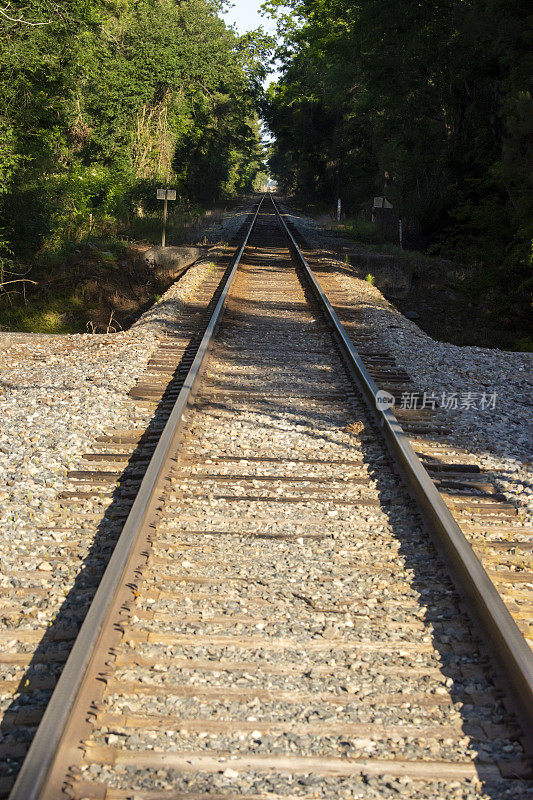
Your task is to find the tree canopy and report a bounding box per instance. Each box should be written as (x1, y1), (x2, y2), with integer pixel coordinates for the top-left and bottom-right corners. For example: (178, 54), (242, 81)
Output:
(264, 0), (532, 331)
(0, 0), (268, 258)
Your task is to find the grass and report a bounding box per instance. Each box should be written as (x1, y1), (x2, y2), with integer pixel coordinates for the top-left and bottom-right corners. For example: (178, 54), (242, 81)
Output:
(120, 206), (219, 246)
(515, 336), (533, 352)
(333, 215), (466, 296)
(337, 216), (382, 245)
(332, 216), (439, 283)
(0, 289), (93, 333)
(0, 234), (167, 334)
(0, 202), (219, 334)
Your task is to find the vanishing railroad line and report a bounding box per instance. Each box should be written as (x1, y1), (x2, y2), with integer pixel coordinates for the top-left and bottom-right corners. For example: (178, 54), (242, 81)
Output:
(3, 195), (533, 799)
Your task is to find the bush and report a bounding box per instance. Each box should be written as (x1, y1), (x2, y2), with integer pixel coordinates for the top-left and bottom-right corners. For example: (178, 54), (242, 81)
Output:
(340, 216), (382, 244)
(515, 336), (533, 352)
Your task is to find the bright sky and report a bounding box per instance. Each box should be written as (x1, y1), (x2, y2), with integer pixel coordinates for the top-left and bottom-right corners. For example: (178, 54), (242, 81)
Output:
(222, 0), (280, 152)
(222, 0), (281, 91)
(222, 0), (277, 37)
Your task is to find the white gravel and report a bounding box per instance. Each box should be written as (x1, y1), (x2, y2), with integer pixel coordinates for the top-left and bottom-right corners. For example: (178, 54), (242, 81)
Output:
(78, 225), (528, 800)
(0, 202), (251, 564)
(283, 204), (532, 515)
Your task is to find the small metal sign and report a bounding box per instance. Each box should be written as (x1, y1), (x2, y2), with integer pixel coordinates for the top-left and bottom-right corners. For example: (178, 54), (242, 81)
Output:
(157, 189), (176, 247)
(373, 196), (393, 209)
(157, 188), (176, 201)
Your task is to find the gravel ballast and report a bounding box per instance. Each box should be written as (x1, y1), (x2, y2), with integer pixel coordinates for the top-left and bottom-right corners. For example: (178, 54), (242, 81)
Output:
(282, 204), (532, 516)
(76, 206), (529, 800)
(0, 198), (530, 799)
(0, 202), (253, 571)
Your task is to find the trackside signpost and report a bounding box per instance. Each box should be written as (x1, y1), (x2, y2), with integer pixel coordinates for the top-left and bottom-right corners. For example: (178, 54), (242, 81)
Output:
(157, 188), (176, 247)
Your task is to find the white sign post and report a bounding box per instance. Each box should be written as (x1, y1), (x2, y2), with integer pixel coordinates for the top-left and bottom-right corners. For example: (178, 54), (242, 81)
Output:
(373, 196), (393, 210)
(337, 198), (342, 221)
(157, 188), (176, 247)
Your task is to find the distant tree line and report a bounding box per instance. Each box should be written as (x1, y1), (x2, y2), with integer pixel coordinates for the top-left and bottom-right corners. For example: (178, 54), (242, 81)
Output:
(0, 0), (268, 263)
(264, 0), (532, 336)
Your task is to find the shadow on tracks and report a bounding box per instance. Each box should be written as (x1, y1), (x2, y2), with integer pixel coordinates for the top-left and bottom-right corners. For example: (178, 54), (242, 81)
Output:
(1, 228), (527, 798)
(195, 278), (527, 793)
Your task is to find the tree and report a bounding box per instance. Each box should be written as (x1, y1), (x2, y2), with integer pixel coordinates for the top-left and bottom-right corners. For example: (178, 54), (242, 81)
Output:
(264, 0), (532, 338)
(0, 0), (267, 256)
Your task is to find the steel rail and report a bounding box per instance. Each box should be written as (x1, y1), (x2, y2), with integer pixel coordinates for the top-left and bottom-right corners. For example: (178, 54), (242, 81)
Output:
(270, 193), (533, 737)
(9, 195), (266, 800)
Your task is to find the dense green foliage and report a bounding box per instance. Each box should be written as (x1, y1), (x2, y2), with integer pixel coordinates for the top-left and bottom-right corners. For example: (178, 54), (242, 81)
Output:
(0, 0), (267, 263)
(264, 0), (532, 342)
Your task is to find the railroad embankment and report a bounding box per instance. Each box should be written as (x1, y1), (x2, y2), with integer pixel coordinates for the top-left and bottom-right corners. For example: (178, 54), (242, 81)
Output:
(282, 201), (532, 511)
(285, 205), (532, 353)
(5, 193), (532, 800)
(0, 204), (252, 564)
(0, 204), (248, 336)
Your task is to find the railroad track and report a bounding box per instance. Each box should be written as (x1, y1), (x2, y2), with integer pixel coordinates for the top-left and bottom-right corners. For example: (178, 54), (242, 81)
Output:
(4, 194), (533, 799)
